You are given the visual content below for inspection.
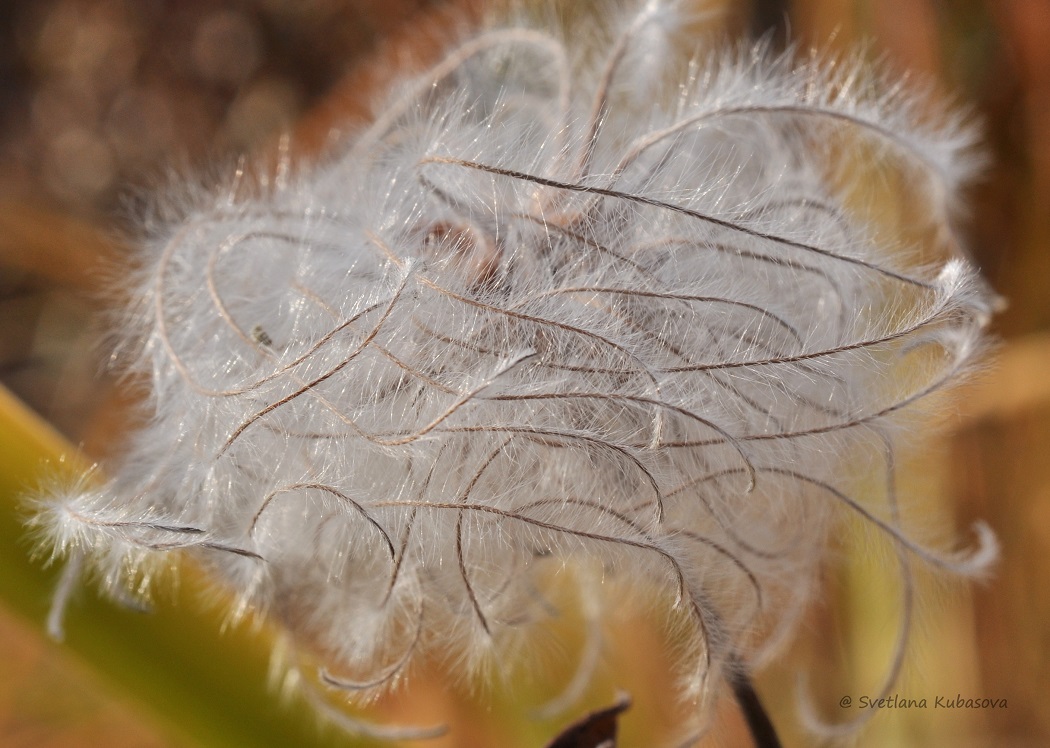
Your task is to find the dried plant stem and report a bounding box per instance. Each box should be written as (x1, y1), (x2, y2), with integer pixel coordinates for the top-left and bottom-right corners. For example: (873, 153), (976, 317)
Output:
(729, 667), (783, 748)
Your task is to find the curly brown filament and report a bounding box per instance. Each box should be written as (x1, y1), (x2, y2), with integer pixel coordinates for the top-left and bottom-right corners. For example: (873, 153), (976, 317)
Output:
(248, 482), (396, 562)
(524, 285), (816, 431)
(663, 467), (812, 561)
(366, 230), (668, 440)
(349, 29), (571, 164)
(660, 298), (965, 373)
(573, 2), (665, 183)
(513, 212), (660, 282)
(529, 286), (805, 350)
(374, 498), (719, 679)
(759, 467), (987, 574)
(421, 156), (938, 290)
(658, 351), (969, 470)
(520, 495), (765, 616)
(374, 236), (663, 384)
(368, 351), (537, 448)
(487, 391), (757, 493)
(216, 267), (414, 457)
(454, 438), (514, 635)
(320, 599), (426, 691)
(436, 423), (665, 524)
(382, 444), (453, 606)
(160, 228), (390, 399)
(616, 101), (963, 198)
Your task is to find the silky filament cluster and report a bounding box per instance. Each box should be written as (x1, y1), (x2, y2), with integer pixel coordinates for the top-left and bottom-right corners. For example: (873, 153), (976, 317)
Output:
(34, 0), (996, 741)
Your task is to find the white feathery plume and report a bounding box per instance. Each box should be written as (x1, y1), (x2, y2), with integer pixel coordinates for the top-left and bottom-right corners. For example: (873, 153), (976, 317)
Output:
(30, 0), (995, 741)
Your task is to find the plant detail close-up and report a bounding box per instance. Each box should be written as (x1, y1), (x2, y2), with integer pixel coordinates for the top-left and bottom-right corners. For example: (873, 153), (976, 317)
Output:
(20, 0), (1000, 745)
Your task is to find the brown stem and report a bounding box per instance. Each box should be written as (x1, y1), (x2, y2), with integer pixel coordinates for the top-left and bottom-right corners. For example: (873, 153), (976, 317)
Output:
(729, 667), (782, 748)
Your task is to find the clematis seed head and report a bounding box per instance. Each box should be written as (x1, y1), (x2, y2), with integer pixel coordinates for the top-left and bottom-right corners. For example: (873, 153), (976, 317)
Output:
(32, 0), (996, 741)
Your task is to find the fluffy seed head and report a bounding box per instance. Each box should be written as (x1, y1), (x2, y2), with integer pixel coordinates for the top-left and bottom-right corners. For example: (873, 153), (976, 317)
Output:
(32, 0), (996, 739)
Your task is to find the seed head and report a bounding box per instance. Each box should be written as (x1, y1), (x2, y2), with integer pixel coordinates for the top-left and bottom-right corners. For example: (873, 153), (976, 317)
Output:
(32, 0), (996, 740)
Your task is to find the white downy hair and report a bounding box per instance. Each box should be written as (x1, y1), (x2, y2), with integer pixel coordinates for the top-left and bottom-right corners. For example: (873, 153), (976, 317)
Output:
(32, 0), (997, 741)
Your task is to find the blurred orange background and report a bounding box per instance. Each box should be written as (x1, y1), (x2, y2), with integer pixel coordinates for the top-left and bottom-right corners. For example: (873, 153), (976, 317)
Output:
(1, 1), (1047, 746)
